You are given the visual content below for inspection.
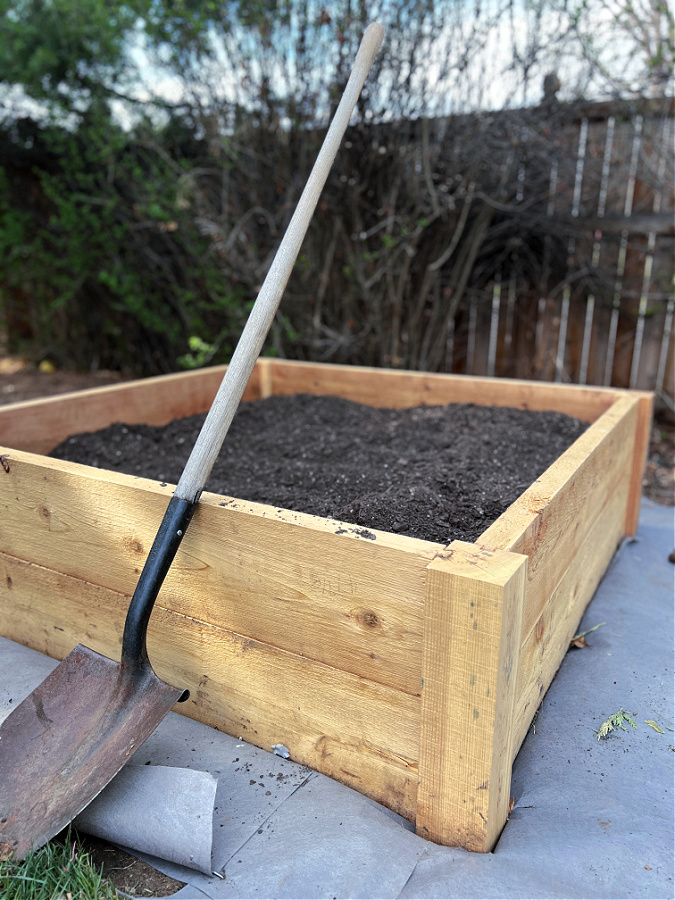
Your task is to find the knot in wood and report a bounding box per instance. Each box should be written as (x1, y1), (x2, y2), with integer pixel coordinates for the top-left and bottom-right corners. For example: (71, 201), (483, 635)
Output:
(354, 608), (381, 630)
(123, 537), (145, 555)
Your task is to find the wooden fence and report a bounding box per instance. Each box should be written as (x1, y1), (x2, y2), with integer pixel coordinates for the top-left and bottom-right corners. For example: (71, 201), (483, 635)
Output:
(1, 96), (673, 411)
(434, 100), (674, 410)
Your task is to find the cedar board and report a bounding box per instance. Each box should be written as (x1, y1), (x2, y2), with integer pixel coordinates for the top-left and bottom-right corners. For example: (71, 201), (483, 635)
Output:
(0, 359), (652, 851)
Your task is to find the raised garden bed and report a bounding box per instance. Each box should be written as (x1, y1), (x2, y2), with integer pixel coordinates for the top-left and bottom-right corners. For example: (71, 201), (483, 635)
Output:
(0, 359), (652, 852)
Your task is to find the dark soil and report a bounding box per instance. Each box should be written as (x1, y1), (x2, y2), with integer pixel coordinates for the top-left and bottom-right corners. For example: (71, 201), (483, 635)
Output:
(643, 421), (675, 505)
(72, 831), (186, 897)
(0, 366), (127, 403)
(3, 361), (671, 512)
(50, 394), (589, 544)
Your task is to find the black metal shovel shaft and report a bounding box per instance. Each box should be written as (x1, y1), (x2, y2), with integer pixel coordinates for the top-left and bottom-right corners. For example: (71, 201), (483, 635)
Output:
(121, 495), (197, 679)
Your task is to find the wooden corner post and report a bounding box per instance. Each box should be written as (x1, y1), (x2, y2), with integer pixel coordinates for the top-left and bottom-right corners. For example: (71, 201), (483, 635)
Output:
(624, 391), (653, 538)
(416, 542), (528, 852)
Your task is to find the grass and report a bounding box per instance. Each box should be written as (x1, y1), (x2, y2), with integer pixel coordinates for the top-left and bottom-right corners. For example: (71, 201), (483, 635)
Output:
(0, 832), (119, 899)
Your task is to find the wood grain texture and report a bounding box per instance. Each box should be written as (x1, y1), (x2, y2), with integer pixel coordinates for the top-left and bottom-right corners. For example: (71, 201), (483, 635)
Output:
(621, 390), (653, 536)
(0, 550), (420, 820)
(512, 479), (629, 752)
(479, 394), (639, 640)
(258, 358), (274, 399)
(416, 542), (527, 852)
(267, 359), (623, 422)
(0, 448), (438, 694)
(0, 365), (263, 455)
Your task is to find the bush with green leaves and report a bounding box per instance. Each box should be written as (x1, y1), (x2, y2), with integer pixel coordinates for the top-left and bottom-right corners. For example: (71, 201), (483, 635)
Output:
(0, 110), (246, 373)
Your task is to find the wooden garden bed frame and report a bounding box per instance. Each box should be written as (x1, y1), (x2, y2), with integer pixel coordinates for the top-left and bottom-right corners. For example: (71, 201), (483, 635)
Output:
(0, 359), (652, 852)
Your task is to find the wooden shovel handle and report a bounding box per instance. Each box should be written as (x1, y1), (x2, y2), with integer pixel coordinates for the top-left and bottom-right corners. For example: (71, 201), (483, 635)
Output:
(175, 23), (385, 503)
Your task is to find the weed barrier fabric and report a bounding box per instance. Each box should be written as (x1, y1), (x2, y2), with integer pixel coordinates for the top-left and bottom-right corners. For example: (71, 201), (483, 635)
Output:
(0, 499), (672, 898)
(72, 765), (216, 874)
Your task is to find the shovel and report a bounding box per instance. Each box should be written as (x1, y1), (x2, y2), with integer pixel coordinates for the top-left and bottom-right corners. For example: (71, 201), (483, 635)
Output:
(0, 22), (384, 861)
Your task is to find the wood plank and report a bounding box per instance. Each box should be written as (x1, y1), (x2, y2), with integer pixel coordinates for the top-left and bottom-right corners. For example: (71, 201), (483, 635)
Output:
(0, 551), (420, 821)
(0, 448), (438, 695)
(0, 364), (263, 455)
(416, 542), (527, 852)
(479, 394), (638, 639)
(258, 357), (274, 398)
(512, 479), (629, 754)
(621, 390), (653, 536)
(267, 359), (621, 422)
(577, 212), (675, 236)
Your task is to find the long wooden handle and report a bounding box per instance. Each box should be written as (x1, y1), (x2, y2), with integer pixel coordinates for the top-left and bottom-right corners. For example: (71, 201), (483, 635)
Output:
(175, 23), (384, 503)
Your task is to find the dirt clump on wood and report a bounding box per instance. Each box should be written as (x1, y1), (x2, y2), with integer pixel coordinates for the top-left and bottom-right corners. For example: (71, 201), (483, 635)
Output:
(50, 394), (587, 544)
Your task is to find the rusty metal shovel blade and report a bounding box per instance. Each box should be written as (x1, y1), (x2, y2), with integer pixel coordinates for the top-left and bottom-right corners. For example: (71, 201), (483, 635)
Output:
(0, 644), (183, 860)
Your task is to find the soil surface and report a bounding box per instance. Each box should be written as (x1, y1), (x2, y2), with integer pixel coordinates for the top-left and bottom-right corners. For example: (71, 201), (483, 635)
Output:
(0, 363), (127, 402)
(2, 360), (671, 510)
(50, 394), (589, 544)
(73, 831), (186, 897)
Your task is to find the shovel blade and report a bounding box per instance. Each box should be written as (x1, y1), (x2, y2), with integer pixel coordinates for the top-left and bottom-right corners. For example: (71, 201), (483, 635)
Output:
(0, 644), (183, 860)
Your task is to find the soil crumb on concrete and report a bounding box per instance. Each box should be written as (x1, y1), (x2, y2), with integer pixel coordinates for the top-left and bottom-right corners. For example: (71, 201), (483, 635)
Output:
(50, 393), (587, 544)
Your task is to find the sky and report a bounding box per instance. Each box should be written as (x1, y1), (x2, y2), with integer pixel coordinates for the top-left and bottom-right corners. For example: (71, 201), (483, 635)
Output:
(0, 0), (666, 130)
